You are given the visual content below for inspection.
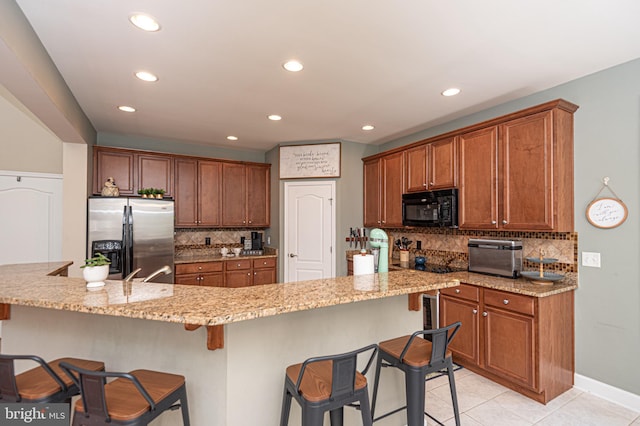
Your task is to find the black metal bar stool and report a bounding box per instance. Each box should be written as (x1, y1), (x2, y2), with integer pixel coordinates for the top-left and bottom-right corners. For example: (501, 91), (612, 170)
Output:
(280, 344), (378, 426)
(59, 361), (189, 426)
(371, 322), (462, 426)
(0, 354), (105, 403)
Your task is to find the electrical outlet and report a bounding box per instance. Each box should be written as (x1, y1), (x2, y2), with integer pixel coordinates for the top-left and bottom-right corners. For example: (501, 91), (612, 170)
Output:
(582, 252), (601, 268)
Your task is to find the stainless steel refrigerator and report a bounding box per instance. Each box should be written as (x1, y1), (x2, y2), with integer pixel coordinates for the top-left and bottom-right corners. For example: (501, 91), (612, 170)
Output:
(86, 197), (174, 283)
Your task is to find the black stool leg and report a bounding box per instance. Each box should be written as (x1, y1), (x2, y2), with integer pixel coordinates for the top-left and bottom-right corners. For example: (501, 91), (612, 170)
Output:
(370, 354), (384, 419)
(405, 368), (426, 426)
(179, 386), (190, 426)
(447, 363), (461, 426)
(329, 407), (344, 425)
(280, 383), (292, 426)
(358, 390), (373, 426)
(302, 406), (323, 426)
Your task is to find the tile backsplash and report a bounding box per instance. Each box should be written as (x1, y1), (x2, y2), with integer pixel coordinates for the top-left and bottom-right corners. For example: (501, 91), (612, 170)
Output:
(175, 228), (265, 256)
(382, 228), (578, 273)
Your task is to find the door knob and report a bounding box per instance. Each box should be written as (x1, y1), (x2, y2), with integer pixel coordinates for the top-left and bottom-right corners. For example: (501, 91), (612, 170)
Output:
(289, 253), (298, 258)
(472, 309), (478, 314)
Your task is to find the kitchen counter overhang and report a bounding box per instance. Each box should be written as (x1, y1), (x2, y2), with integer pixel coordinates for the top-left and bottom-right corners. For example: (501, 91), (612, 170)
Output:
(0, 262), (459, 327)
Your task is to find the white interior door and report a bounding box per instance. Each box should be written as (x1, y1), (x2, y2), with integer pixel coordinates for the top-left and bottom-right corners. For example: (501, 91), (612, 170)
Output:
(284, 181), (335, 282)
(0, 171), (63, 265)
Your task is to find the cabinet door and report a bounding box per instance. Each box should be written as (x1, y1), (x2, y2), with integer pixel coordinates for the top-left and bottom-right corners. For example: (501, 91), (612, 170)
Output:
(200, 273), (224, 287)
(363, 159), (381, 227)
(94, 149), (135, 195)
(440, 295), (480, 365)
(198, 161), (222, 226)
(253, 268), (276, 285)
(483, 306), (535, 389)
(246, 164), (270, 227)
(225, 270), (252, 288)
(174, 159), (198, 227)
(429, 136), (457, 190)
(137, 153), (174, 197)
(381, 152), (403, 227)
(500, 111), (554, 230)
(221, 163), (247, 226)
(459, 127), (498, 229)
(404, 145), (428, 193)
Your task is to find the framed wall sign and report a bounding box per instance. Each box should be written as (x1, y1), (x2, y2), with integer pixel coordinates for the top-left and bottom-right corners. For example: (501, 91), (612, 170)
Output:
(279, 142), (341, 179)
(586, 197), (628, 229)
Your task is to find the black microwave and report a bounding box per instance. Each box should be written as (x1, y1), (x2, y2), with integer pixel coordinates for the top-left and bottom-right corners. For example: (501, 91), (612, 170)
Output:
(402, 188), (458, 227)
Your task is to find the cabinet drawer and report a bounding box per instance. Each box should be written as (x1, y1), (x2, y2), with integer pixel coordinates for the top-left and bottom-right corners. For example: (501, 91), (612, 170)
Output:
(175, 262), (223, 275)
(484, 289), (535, 316)
(225, 259), (251, 270)
(440, 283), (479, 302)
(253, 257), (276, 269)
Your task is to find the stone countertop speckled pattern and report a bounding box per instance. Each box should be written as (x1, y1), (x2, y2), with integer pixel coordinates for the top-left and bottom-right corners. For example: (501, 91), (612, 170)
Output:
(447, 271), (577, 297)
(174, 253), (277, 264)
(0, 262), (459, 326)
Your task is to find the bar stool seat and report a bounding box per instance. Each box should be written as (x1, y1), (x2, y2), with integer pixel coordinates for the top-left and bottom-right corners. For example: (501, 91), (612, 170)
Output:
(60, 362), (189, 426)
(371, 322), (462, 426)
(0, 355), (105, 403)
(280, 344), (378, 426)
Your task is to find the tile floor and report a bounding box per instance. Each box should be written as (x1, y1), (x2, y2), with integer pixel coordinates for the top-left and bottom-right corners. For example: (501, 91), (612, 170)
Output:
(423, 368), (640, 425)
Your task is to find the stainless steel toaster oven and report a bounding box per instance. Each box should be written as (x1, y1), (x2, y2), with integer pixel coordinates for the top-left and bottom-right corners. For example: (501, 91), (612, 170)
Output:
(468, 238), (523, 278)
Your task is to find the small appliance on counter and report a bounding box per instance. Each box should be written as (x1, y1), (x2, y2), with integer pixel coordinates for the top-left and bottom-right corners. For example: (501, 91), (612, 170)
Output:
(368, 228), (389, 273)
(468, 238), (522, 278)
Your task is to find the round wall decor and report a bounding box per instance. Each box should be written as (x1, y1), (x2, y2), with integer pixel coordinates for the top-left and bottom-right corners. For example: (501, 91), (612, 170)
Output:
(586, 197), (628, 229)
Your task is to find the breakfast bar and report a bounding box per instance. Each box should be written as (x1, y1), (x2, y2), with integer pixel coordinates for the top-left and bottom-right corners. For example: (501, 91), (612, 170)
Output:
(0, 261), (460, 425)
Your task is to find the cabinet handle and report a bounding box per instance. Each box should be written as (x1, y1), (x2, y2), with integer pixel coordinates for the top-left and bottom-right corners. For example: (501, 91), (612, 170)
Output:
(247, 273), (251, 276)
(382, 220), (386, 224)
(482, 312), (488, 317)
(429, 182), (434, 186)
(263, 261), (267, 265)
(254, 272), (257, 275)
(248, 220), (252, 224)
(455, 289), (461, 294)
(243, 220), (246, 224)
(423, 183), (427, 187)
(502, 220), (508, 224)
(198, 266), (202, 270)
(472, 309), (478, 314)
(491, 220), (497, 225)
(503, 299), (509, 305)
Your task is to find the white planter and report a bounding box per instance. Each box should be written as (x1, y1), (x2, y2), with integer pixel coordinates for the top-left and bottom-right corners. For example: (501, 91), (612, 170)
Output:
(83, 265), (109, 288)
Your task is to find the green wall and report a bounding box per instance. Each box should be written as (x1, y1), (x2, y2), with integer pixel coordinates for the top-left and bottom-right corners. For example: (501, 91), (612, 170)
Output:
(379, 58), (640, 395)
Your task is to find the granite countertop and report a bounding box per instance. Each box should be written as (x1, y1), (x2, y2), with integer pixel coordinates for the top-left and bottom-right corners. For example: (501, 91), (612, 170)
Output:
(0, 262), (459, 326)
(352, 256), (578, 297)
(175, 253), (277, 264)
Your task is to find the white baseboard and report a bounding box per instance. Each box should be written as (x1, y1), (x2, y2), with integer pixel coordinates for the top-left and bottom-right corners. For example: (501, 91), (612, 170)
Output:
(574, 373), (640, 412)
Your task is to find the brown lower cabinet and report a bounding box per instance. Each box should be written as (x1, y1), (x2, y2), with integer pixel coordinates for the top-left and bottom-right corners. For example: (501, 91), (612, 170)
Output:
(176, 257), (277, 288)
(440, 283), (574, 404)
(175, 262), (224, 287)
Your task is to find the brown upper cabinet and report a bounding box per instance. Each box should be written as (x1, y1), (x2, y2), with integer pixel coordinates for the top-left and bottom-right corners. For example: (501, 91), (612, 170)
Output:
(404, 136), (458, 192)
(363, 152), (403, 228)
(221, 162), (270, 227)
(93, 147), (173, 197)
(93, 146), (271, 229)
(364, 99), (578, 232)
(174, 159), (222, 227)
(459, 105), (576, 231)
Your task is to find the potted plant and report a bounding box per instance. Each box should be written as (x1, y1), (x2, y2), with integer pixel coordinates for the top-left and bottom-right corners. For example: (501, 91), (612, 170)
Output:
(81, 253), (111, 288)
(153, 188), (166, 199)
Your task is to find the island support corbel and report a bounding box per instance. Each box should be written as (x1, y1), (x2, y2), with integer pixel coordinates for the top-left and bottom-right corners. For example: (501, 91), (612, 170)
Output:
(184, 324), (224, 350)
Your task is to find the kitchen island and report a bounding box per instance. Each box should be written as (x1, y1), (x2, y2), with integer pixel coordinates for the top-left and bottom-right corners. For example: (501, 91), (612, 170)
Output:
(0, 262), (459, 425)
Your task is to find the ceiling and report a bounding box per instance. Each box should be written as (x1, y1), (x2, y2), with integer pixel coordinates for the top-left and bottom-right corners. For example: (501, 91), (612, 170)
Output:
(11, 0), (640, 152)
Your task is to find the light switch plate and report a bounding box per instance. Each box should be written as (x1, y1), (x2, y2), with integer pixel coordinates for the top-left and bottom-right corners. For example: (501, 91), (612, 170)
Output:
(582, 252), (601, 268)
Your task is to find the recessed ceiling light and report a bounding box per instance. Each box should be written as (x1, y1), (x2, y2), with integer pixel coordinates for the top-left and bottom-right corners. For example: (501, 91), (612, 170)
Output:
(441, 88), (461, 97)
(135, 71), (158, 82)
(362, 125), (375, 131)
(283, 60), (304, 72)
(118, 105), (136, 112)
(129, 14), (160, 32)
(227, 136), (238, 141)
(268, 115), (282, 121)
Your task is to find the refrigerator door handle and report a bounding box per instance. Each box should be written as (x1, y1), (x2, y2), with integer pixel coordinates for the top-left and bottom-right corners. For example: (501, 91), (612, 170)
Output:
(121, 206), (129, 277)
(127, 205), (134, 276)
